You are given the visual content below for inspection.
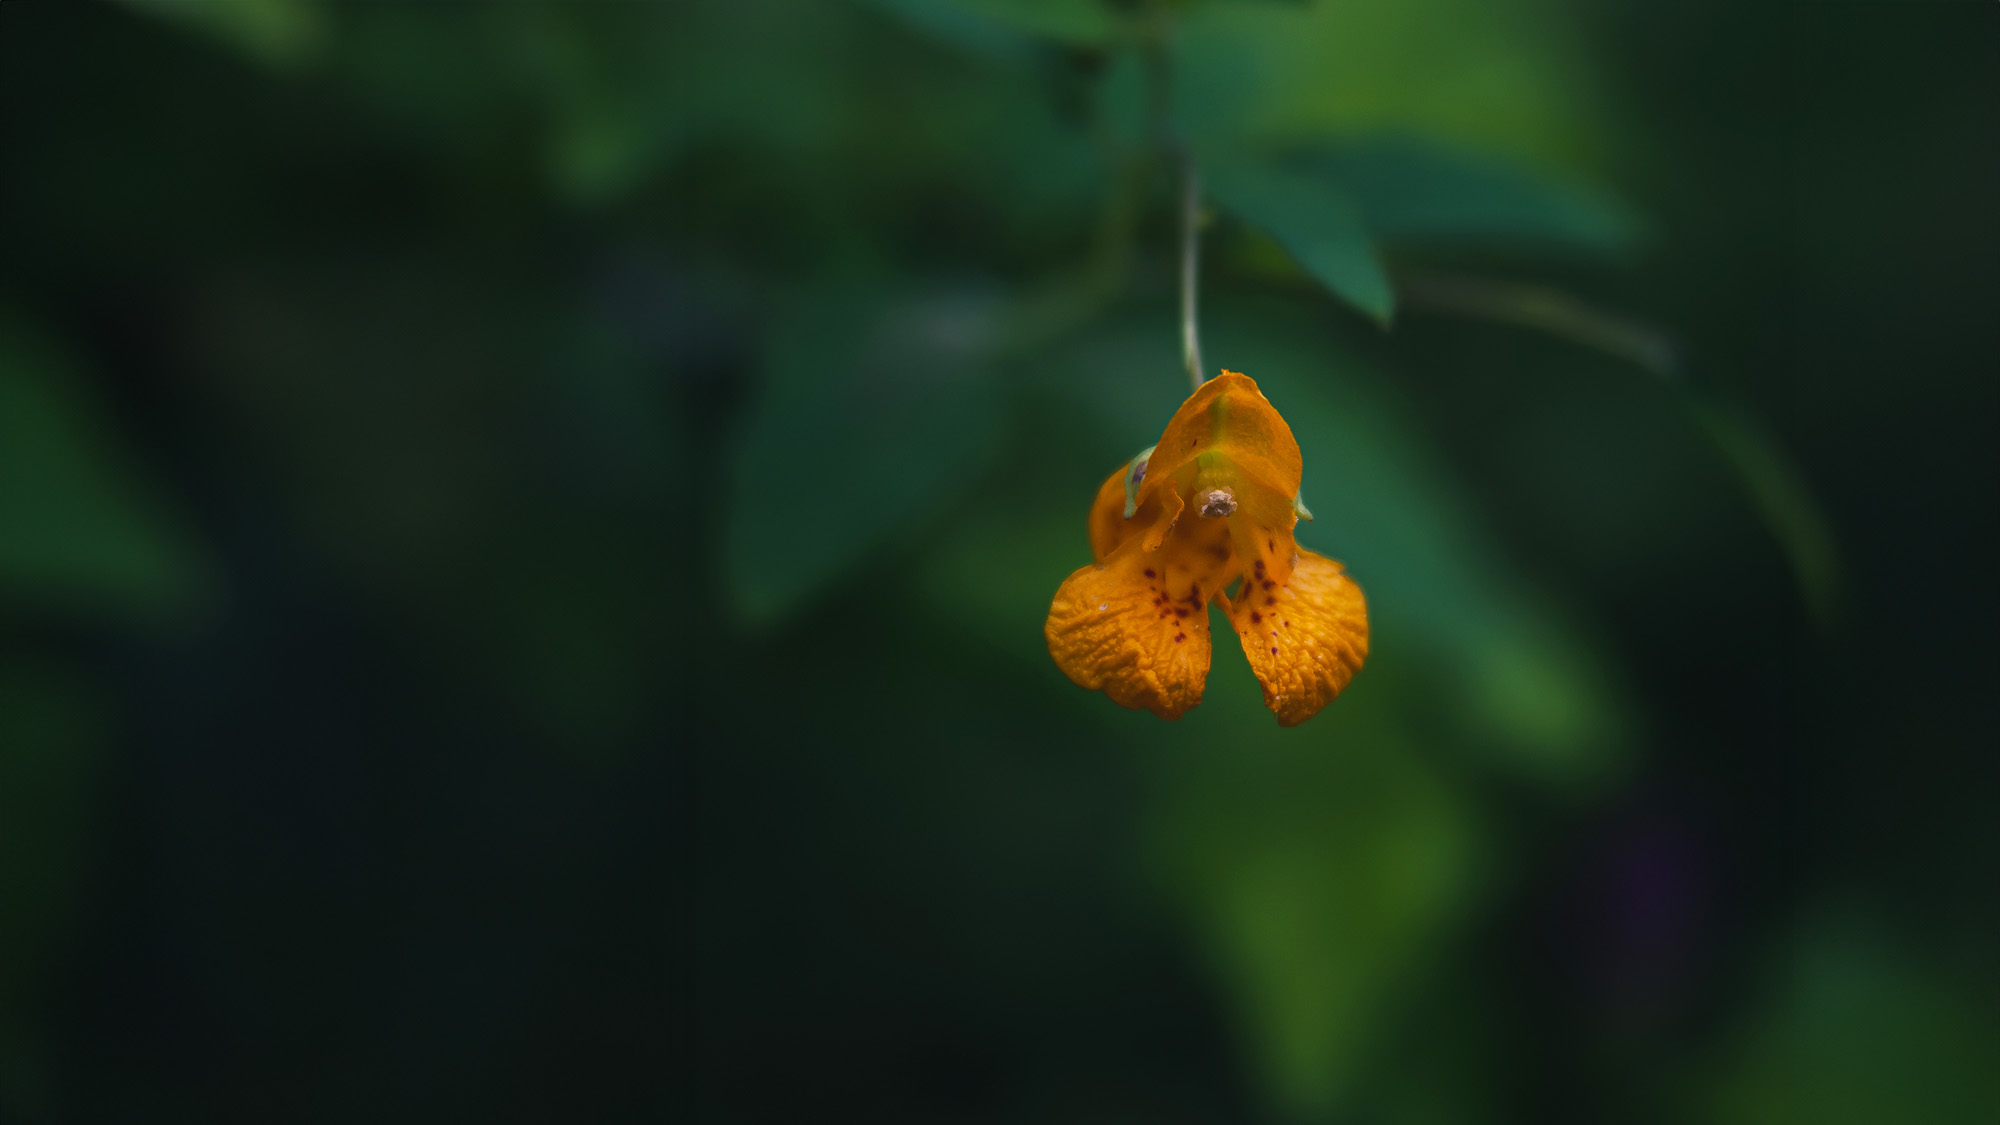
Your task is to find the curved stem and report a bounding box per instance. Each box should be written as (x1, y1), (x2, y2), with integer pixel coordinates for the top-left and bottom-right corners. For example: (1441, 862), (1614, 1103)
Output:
(1177, 145), (1205, 391)
(1142, 10), (1205, 393)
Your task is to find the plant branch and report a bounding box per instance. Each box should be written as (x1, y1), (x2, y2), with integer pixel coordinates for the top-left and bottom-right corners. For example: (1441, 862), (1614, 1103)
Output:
(1397, 271), (1678, 377)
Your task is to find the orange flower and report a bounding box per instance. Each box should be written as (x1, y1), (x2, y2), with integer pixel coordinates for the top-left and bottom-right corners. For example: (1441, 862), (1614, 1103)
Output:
(1045, 371), (1368, 725)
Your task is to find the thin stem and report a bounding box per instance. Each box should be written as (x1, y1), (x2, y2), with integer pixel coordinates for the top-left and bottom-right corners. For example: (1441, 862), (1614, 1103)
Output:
(1177, 145), (1205, 391)
(1142, 9), (1205, 393)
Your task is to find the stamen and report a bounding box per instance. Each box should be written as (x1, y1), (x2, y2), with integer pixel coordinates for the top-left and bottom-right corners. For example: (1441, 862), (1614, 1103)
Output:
(1196, 487), (1237, 518)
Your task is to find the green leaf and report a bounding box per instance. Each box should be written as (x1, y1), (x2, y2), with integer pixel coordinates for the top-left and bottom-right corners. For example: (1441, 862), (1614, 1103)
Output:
(1178, 0), (1615, 171)
(110, 0), (325, 70)
(0, 314), (206, 622)
(725, 283), (1009, 623)
(1301, 135), (1642, 256)
(1703, 910), (2000, 1125)
(1206, 157), (1396, 325)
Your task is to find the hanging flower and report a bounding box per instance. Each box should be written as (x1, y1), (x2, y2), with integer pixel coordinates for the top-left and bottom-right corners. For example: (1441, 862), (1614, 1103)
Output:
(1045, 371), (1368, 725)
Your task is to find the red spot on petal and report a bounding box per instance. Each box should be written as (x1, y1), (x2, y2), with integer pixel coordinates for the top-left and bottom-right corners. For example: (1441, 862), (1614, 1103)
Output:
(1174, 607), (1190, 618)
(1175, 634), (1187, 643)
(1250, 611), (1262, 623)
(1144, 568), (1156, 578)
(1261, 580), (1275, 591)
(1270, 647), (1279, 655)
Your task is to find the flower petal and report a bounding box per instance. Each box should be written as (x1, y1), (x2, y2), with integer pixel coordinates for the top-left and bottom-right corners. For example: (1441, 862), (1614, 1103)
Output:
(1046, 546), (1212, 720)
(1137, 371), (1302, 533)
(1086, 464), (1132, 561)
(1088, 459), (1187, 562)
(1228, 549), (1368, 726)
(1228, 516), (1299, 590)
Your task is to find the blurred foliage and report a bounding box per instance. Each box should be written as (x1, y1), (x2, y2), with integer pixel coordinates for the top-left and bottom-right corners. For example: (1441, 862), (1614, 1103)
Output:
(2, 0), (1996, 1122)
(0, 661), (107, 1123)
(1301, 135), (1642, 259)
(727, 282), (1010, 622)
(1204, 159), (1395, 325)
(1702, 909), (2000, 1125)
(0, 314), (203, 1118)
(109, 0), (326, 70)
(0, 316), (206, 621)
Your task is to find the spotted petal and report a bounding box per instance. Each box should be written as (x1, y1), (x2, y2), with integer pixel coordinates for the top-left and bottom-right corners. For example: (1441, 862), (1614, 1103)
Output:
(1046, 544), (1212, 721)
(1228, 549), (1369, 726)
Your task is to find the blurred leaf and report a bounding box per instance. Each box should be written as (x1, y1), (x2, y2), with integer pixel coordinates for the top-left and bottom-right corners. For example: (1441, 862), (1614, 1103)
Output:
(1144, 686), (1477, 1119)
(111, 0), (325, 69)
(726, 283), (1010, 623)
(0, 660), (107, 1123)
(188, 268), (531, 585)
(0, 314), (206, 622)
(1393, 277), (1838, 628)
(333, 2), (863, 207)
(1704, 910), (2000, 1125)
(1686, 393), (1843, 631)
(1302, 135), (1642, 257)
(917, 497), (1079, 662)
(1179, 0), (1613, 172)
(1346, 983), (1504, 1125)
(1206, 157), (1395, 325)
(514, 3), (851, 206)
(190, 264), (685, 757)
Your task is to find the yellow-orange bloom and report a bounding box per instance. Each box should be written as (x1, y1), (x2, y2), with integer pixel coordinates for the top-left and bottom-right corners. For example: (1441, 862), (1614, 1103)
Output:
(1045, 371), (1368, 725)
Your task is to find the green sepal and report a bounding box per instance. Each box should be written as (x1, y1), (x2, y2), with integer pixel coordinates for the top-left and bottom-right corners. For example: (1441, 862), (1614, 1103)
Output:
(1294, 493), (1314, 522)
(1123, 445), (1156, 519)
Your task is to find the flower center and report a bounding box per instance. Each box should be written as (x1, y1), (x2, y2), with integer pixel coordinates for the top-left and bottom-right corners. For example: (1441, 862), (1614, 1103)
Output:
(1196, 487), (1238, 518)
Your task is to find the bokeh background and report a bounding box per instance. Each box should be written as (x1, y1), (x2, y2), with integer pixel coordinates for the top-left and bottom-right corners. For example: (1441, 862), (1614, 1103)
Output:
(3, 1), (1997, 1122)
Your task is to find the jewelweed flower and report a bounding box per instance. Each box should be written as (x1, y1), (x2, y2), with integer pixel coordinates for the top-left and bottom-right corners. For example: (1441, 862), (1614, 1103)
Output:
(1045, 371), (1368, 725)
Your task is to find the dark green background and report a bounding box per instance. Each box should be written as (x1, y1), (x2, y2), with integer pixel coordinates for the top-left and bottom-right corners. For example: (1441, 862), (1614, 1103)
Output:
(2, 1), (1996, 1122)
